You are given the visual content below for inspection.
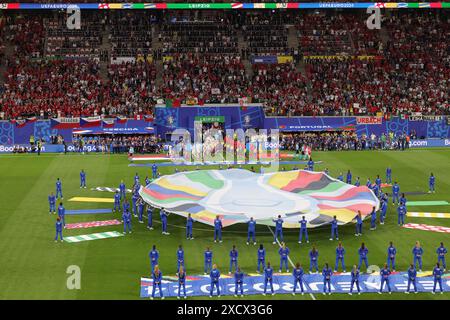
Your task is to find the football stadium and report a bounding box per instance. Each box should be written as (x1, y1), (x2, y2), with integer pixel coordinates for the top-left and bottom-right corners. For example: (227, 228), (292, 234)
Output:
(0, 2), (449, 304)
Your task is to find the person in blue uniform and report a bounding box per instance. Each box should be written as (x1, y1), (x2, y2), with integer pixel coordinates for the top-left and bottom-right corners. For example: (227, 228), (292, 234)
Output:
(56, 178), (63, 199)
(387, 241), (397, 272)
(379, 200), (387, 225)
(309, 246), (319, 273)
(349, 265), (361, 295)
(366, 178), (372, 188)
(292, 263), (305, 295)
(113, 191), (121, 212)
(131, 192), (139, 218)
(160, 208), (169, 235)
(335, 242), (346, 272)
(214, 215), (222, 243)
(151, 265), (164, 300)
(330, 215), (339, 240)
(397, 204), (407, 226)
(386, 167), (392, 184)
(412, 241), (423, 272)
(229, 245), (238, 274)
(405, 264), (417, 294)
(354, 177), (361, 187)
(134, 172), (140, 185)
(399, 193), (407, 207)
(204, 247), (213, 275)
(247, 217), (256, 245)
(370, 207), (377, 230)
(138, 198), (144, 223)
(122, 209), (132, 234)
(177, 266), (187, 299)
(358, 243), (369, 271)
(55, 217), (63, 242)
(145, 176), (150, 186)
(429, 173), (435, 193)
(375, 175), (381, 189)
(186, 213), (194, 240)
(307, 158), (314, 171)
(337, 173), (343, 182)
(298, 216), (309, 244)
(149, 245), (159, 273)
(278, 242), (290, 273)
(346, 170), (352, 184)
(432, 262), (443, 294)
(80, 169), (86, 188)
(272, 215), (284, 244)
(234, 267), (244, 297)
(119, 180), (126, 200)
(353, 211), (363, 236)
(57, 202), (66, 227)
(152, 164), (158, 179)
(263, 262), (274, 296)
(378, 263), (391, 294)
(322, 263), (333, 295)
(257, 244), (265, 273)
(48, 192), (56, 214)
(437, 242), (447, 271)
(176, 245), (185, 274)
(146, 205), (153, 230)
(122, 198), (130, 215)
(372, 183), (380, 198)
(209, 264), (221, 297)
(392, 182), (400, 205)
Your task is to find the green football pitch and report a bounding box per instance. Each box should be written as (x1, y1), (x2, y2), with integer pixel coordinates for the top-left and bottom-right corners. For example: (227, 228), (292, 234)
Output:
(0, 149), (449, 300)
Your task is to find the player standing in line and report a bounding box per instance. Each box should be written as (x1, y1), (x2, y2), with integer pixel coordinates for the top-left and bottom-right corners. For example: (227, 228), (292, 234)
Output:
(177, 266), (187, 299)
(122, 198), (130, 216)
(387, 241), (397, 272)
(307, 158), (314, 171)
(358, 243), (369, 271)
(378, 263), (392, 294)
(209, 264), (221, 298)
(138, 199), (144, 223)
(292, 263), (305, 295)
(405, 264), (417, 294)
(146, 205), (153, 230)
(186, 213), (194, 240)
(379, 199), (387, 225)
(432, 262), (443, 294)
(152, 163), (158, 179)
(54, 217), (63, 242)
(298, 216), (309, 244)
(400, 193), (407, 207)
(437, 242), (447, 271)
(309, 246), (319, 273)
(370, 207), (377, 230)
(134, 172), (140, 185)
(263, 262), (274, 296)
(122, 207), (132, 234)
(247, 217), (256, 245)
(132, 191), (139, 218)
(412, 241), (423, 272)
(176, 245), (185, 275)
(322, 263), (332, 295)
(272, 215), (284, 244)
(366, 178), (372, 188)
(278, 242), (290, 273)
(392, 181), (400, 205)
(354, 177), (361, 187)
(334, 242), (346, 272)
(234, 267), (244, 297)
(151, 265), (164, 300)
(119, 180), (126, 200)
(229, 245), (238, 274)
(145, 176), (151, 186)
(346, 170), (352, 184)
(397, 203), (407, 226)
(353, 211), (363, 236)
(330, 215), (339, 240)
(429, 173), (435, 193)
(257, 244), (266, 273)
(113, 191), (121, 212)
(149, 245), (159, 273)
(204, 247), (213, 275)
(349, 265), (361, 295)
(80, 169), (86, 188)
(57, 202), (66, 228)
(56, 178), (63, 199)
(386, 167), (392, 184)
(214, 215), (223, 243)
(160, 208), (169, 235)
(48, 192), (56, 214)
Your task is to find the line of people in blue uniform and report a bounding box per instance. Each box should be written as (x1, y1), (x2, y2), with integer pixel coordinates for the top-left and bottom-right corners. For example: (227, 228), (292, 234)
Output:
(147, 240), (447, 298)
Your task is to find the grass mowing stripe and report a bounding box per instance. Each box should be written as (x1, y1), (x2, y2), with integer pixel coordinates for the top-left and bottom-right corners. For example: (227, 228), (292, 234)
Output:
(266, 225), (316, 300)
(408, 201), (449, 206)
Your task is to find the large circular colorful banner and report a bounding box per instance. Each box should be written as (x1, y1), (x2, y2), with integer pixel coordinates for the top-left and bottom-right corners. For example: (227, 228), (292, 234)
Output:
(139, 169), (380, 228)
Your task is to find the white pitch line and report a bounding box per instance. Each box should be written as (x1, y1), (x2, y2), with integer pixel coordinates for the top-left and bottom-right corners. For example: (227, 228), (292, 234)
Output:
(266, 225), (316, 300)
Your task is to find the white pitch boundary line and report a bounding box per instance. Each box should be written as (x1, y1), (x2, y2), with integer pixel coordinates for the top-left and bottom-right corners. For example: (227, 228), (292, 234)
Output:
(266, 225), (316, 301)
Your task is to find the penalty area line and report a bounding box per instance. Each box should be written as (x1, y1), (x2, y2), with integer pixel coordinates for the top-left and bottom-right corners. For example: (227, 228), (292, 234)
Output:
(266, 225), (316, 301)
